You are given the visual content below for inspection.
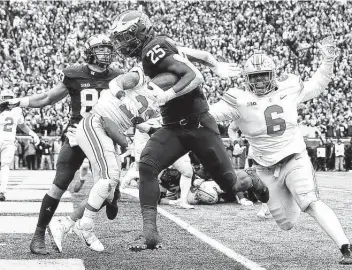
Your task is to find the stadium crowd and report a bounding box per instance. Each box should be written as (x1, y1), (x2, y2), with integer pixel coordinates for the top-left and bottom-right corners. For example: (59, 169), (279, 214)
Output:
(1, 0), (352, 170)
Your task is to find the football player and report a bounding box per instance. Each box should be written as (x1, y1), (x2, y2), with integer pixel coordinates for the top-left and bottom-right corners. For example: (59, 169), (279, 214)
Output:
(49, 66), (163, 252)
(110, 10), (269, 251)
(0, 34), (122, 255)
(209, 37), (352, 265)
(0, 90), (40, 201)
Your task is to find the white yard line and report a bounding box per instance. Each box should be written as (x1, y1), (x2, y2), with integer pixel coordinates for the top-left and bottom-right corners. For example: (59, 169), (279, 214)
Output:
(319, 186), (352, 193)
(123, 188), (266, 270)
(0, 259), (85, 270)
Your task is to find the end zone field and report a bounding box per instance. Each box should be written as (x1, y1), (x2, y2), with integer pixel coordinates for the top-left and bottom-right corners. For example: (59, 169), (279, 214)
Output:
(0, 171), (351, 270)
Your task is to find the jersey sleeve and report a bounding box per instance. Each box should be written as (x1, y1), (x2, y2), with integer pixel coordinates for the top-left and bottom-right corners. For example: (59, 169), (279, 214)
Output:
(129, 66), (145, 88)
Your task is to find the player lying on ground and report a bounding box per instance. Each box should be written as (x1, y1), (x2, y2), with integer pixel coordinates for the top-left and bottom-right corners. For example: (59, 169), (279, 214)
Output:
(49, 66), (164, 252)
(157, 166), (257, 206)
(209, 37), (352, 265)
(0, 34), (122, 255)
(0, 90), (40, 201)
(110, 10), (269, 251)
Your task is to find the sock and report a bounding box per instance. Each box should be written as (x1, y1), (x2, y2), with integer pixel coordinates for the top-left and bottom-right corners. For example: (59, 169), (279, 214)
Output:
(0, 165), (10, 193)
(306, 200), (350, 248)
(80, 208), (97, 227)
(179, 174), (192, 203)
(37, 194), (60, 228)
(142, 205), (158, 234)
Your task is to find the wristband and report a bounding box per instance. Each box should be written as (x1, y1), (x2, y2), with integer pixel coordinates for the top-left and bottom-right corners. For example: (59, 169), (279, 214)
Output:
(164, 88), (177, 101)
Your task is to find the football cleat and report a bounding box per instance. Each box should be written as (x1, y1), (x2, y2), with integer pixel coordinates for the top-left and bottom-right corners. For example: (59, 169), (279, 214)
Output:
(73, 220), (104, 252)
(0, 192), (5, 201)
(30, 227), (49, 255)
(256, 203), (271, 220)
(245, 167), (269, 203)
(340, 244), (352, 265)
(105, 186), (121, 220)
(169, 199), (195, 209)
(128, 234), (162, 252)
(48, 217), (74, 253)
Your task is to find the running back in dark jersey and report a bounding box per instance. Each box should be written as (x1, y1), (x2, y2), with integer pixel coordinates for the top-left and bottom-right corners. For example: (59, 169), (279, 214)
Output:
(61, 64), (123, 125)
(141, 36), (209, 123)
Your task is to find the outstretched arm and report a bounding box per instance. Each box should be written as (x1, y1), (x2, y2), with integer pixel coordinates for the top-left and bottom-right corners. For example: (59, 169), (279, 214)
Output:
(9, 82), (69, 108)
(109, 67), (144, 97)
(209, 100), (237, 122)
(18, 123), (40, 144)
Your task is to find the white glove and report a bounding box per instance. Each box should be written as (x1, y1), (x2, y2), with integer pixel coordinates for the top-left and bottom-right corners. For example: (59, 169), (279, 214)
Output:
(29, 130), (40, 146)
(239, 198), (254, 207)
(317, 36), (338, 60)
(66, 124), (78, 147)
(211, 62), (242, 78)
(146, 82), (176, 106)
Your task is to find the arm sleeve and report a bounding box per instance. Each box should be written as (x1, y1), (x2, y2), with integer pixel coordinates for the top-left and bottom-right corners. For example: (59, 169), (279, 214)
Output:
(297, 58), (334, 103)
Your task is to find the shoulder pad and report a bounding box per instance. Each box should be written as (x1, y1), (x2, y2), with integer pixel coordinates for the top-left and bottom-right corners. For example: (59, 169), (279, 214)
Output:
(222, 87), (241, 106)
(129, 65), (145, 88)
(62, 64), (87, 78)
(276, 73), (303, 91)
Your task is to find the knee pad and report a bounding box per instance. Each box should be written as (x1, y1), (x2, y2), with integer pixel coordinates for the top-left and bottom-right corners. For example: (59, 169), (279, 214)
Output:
(139, 162), (160, 184)
(94, 178), (118, 199)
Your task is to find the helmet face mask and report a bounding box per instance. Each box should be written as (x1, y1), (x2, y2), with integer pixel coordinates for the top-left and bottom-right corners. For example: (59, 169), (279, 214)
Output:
(0, 90), (14, 101)
(85, 34), (114, 69)
(244, 53), (276, 96)
(110, 10), (153, 58)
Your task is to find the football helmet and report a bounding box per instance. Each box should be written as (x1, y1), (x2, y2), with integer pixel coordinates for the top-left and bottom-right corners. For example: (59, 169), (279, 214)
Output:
(243, 53), (276, 96)
(110, 10), (154, 57)
(0, 89), (15, 101)
(84, 34), (114, 68)
(188, 180), (219, 205)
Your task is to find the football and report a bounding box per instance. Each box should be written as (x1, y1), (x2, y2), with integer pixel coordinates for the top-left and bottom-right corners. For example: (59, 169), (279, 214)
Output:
(150, 72), (179, 91)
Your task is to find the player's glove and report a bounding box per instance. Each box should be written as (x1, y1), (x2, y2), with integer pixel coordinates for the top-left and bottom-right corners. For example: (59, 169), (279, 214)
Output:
(317, 36), (338, 60)
(211, 62), (242, 78)
(66, 124), (78, 147)
(146, 82), (176, 106)
(29, 131), (40, 146)
(0, 101), (10, 113)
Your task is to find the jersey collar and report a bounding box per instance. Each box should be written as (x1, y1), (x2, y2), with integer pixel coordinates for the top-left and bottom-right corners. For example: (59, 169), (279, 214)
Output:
(86, 65), (109, 78)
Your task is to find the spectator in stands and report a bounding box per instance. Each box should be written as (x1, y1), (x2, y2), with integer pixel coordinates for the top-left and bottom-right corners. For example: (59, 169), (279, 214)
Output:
(35, 138), (44, 170)
(12, 139), (22, 170)
(39, 139), (52, 170)
(24, 139), (36, 170)
(344, 138), (352, 171)
(232, 140), (246, 169)
(326, 138), (336, 171)
(316, 140), (327, 171)
(334, 139), (345, 171)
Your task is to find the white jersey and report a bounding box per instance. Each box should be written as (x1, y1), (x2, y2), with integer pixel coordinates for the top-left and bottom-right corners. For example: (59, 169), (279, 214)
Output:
(0, 107), (24, 143)
(210, 68), (332, 167)
(92, 68), (159, 133)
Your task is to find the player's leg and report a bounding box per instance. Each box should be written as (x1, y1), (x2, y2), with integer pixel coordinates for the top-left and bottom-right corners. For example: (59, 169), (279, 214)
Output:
(0, 143), (16, 201)
(189, 117), (268, 203)
(254, 164), (300, 227)
(169, 153), (194, 209)
(73, 114), (121, 252)
(73, 158), (90, 193)
(285, 151), (351, 264)
(30, 139), (86, 255)
(130, 127), (187, 251)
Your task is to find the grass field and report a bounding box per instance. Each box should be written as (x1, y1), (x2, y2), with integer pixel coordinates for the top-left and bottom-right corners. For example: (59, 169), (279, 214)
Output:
(0, 170), (351, 270)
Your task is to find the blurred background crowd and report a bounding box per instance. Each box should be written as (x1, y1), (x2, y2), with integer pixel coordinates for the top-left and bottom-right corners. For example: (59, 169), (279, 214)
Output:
(1, 0), (352, 170)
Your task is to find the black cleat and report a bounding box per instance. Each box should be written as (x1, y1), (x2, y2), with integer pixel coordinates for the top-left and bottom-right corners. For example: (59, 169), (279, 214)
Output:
(245, 167), (269, 203)
(128, 233), (162, 252)
(0, 192), (5, 201)
(105, 186), (121, 220)
(30, 227), (49, 255)
(340, 244), (352, 265)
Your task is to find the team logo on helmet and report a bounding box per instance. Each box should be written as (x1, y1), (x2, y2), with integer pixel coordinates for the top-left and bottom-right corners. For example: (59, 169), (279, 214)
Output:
(243, 53), (277, 96)
(110, 10), (153, 57)
(84, 34), (114, 69)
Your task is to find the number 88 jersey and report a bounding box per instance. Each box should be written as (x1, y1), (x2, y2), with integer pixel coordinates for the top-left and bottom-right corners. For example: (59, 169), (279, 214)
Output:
(61, 64), (123, 125)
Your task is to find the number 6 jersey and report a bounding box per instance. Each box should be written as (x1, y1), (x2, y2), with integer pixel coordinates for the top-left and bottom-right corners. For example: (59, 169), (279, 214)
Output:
(61, 64), (122, 125)
(210, 73), (331, 167)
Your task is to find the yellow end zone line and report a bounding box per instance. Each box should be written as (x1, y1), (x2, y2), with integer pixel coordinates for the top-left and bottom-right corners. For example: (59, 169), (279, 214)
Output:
(122, 188), (266, 270)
